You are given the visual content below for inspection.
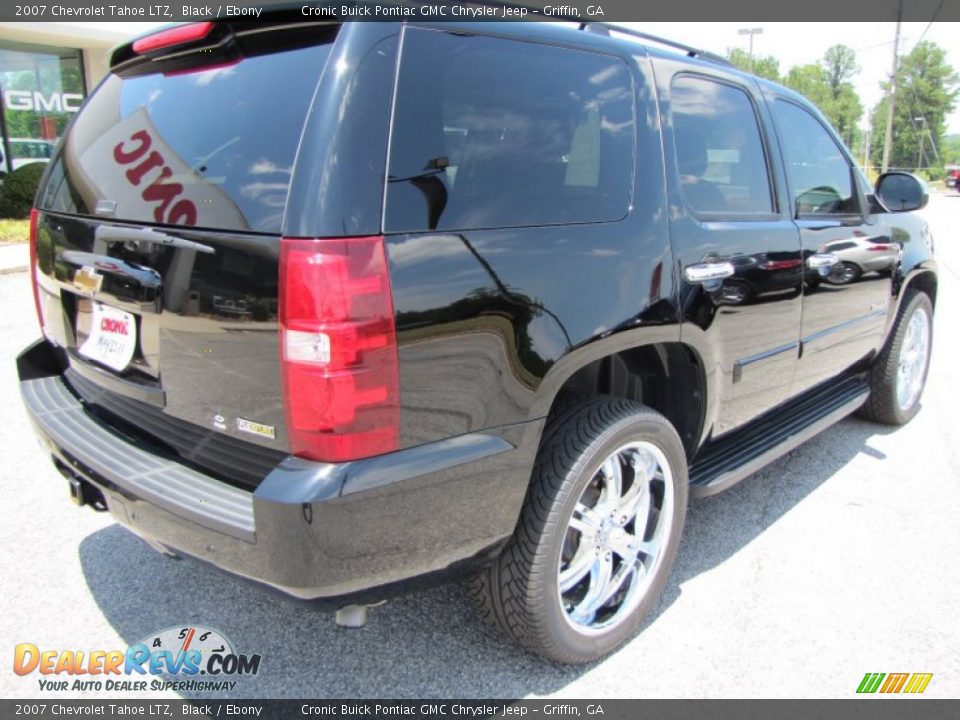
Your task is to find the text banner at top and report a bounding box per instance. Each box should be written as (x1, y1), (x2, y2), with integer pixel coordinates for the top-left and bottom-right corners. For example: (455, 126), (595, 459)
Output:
(2, 0), (960, 24)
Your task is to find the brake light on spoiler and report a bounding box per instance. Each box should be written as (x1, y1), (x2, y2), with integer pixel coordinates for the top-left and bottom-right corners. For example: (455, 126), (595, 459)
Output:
(279, 236), (400, 463)
(132, 22), (215, 55)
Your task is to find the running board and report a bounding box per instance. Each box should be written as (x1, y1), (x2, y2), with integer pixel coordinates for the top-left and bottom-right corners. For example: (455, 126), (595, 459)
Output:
(689, 376), (869, 498)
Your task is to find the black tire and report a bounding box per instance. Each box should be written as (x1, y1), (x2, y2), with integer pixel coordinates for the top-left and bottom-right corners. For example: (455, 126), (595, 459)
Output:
(470, 397), (688, 664)
(828, 262), (862, 285)
(858, 290), (933, 425)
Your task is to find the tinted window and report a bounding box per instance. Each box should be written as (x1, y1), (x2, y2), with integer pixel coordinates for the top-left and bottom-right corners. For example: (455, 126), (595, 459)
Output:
(773, 100), (858, 215)
(385, 30), (635, 232)
(824, 240), (858, 252)
(670, 75), (773, 215)
(39, 38), (333, 233)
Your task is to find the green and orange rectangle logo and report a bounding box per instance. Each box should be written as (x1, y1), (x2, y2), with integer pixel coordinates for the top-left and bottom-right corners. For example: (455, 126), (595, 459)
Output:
(857, 672), (933, 694)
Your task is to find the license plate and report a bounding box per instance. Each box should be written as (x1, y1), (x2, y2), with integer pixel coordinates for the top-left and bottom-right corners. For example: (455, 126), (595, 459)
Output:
(78, 303), (137, 373)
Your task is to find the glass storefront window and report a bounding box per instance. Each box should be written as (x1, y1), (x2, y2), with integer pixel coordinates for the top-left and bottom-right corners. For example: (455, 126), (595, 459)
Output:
(0, 40), (85, 176)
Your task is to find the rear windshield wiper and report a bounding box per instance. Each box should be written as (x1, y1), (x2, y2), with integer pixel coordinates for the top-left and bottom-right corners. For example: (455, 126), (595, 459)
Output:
(95, 225), (216, 255)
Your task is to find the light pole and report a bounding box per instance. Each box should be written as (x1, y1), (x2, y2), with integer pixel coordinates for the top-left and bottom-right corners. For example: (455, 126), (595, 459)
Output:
(914, 116), (927, 171)
(738, 27), (764, 73)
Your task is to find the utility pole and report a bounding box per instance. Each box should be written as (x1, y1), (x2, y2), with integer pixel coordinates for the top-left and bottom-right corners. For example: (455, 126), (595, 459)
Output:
(915, 116), (927, 171)
(738, 27), (763, 73)
(881, 5), (902, 173)
(863, 125), (872, 172)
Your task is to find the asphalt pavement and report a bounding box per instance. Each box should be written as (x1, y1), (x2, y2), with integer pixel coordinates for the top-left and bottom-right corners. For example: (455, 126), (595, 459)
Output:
(1, 196), (958, 699)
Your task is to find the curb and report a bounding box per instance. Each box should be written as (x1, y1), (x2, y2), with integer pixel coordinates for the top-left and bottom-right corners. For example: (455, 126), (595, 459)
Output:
(0, 241), (29, 275)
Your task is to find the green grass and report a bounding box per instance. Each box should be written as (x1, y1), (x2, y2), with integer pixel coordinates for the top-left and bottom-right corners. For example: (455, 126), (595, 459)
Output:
(0, 218), (29, 244)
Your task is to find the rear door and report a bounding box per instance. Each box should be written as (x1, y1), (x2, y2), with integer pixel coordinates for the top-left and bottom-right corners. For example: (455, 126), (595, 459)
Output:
(767, 96), (893, 394)
(654, 58), (803, 437)
(33, 24), (337, 484)
(382, 27), (665, 446)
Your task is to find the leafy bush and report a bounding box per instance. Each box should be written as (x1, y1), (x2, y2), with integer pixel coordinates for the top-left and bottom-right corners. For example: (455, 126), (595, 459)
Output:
(0, 162), (46, 219)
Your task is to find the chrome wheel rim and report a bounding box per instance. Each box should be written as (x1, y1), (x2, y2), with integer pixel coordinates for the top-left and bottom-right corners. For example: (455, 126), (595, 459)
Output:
(558, 441), (674, 634)
(830, 263), (859, 284)
(896, 306), (931, 411)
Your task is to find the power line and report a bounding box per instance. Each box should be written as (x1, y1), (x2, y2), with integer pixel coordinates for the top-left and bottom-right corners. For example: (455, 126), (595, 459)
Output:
(881, 7), (902, 173)
(897, 0), (949, 167)
(876, 0), (948, 170)
(854, 40), (897, 53)
(914, 0), (945, 49)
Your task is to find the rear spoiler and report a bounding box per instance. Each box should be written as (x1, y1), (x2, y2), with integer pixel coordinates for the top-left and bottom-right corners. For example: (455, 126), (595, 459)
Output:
(110, 12), (338, 74)
(111, 2), (732, 74)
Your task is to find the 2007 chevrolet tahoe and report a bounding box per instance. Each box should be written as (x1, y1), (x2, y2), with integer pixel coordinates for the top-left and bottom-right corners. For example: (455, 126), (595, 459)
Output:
(18, 17), (936, 663)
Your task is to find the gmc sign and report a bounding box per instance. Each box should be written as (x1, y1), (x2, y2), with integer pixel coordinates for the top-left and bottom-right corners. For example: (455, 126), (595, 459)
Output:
(3, 90), (83, 113)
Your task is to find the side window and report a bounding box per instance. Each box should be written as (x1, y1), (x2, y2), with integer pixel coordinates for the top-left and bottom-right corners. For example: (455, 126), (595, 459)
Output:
(385, 29), (635, 232)
(773, 100), (858, 216)
(670, 75), (773, 215)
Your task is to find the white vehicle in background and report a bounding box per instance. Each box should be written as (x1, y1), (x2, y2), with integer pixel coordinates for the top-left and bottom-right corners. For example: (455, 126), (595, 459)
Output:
(820, 236), (902, 284)
(2, 138), (56, 173)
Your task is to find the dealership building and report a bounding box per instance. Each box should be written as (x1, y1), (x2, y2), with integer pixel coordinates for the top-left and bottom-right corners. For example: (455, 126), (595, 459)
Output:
(0, 23), (140, 174)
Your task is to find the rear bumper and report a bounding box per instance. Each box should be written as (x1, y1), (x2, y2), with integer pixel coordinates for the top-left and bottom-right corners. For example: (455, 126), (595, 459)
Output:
(18, 339), (539, 602)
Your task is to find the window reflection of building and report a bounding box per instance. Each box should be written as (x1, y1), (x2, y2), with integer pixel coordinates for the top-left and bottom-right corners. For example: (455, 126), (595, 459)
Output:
(0, 36), (94, 176)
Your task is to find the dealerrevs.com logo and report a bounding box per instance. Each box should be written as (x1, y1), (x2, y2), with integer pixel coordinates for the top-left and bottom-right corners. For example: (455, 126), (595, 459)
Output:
(13, 626), (262, 693)
(857, 672), (933, 694)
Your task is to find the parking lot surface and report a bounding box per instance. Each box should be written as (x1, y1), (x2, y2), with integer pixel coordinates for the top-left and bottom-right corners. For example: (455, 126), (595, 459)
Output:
(1, 196), (958, 699)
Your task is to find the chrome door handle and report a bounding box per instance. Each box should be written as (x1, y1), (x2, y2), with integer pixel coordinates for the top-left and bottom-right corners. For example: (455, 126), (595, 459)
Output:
(684, 262), (735, 284)
(807, 253), (839, 269)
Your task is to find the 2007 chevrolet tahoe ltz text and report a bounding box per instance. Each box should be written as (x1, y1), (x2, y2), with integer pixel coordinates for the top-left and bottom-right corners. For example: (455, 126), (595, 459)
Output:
(18, 17), (937, 663)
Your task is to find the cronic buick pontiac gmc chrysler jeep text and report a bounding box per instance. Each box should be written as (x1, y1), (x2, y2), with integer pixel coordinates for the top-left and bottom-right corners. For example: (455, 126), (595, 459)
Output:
(18, 17), (937, 663)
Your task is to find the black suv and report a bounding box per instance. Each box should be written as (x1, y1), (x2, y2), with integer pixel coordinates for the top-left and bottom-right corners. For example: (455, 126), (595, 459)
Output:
(18, 19), (936, 663)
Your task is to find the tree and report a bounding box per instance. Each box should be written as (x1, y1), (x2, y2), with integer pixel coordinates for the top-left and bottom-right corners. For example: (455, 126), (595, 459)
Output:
(870, 41), (960, 173)
(824, 45), (858, 96)
(726, 48), (781, 82)
(821, 45), (863, 148)
(783, 45), (863, 150)
(785, 64), (831, 108)
(942, 134), (960, 165)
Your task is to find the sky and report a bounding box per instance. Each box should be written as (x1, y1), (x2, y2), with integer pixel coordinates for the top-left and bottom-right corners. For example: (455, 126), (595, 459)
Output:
(623, 22), (960, 134)
(66, 20), (960, 134)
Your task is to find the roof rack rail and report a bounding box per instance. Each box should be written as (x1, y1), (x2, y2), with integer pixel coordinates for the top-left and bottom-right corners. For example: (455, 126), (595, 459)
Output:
(460, 2), (734, 69)
(578, 22), (733, 67)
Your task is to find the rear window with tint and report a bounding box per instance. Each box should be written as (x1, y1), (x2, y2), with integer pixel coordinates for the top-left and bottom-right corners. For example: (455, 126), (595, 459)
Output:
(385, 29), (635, 233)
(39, 40), (333, 234)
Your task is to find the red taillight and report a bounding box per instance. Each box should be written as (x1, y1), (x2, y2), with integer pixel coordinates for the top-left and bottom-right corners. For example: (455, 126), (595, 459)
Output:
(28, 208), (45, 332)
(867, 244), (895, 252)
(760, 258), (802, 271)
(133, 22), (215, 54)
(279, 236), (399, 463)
